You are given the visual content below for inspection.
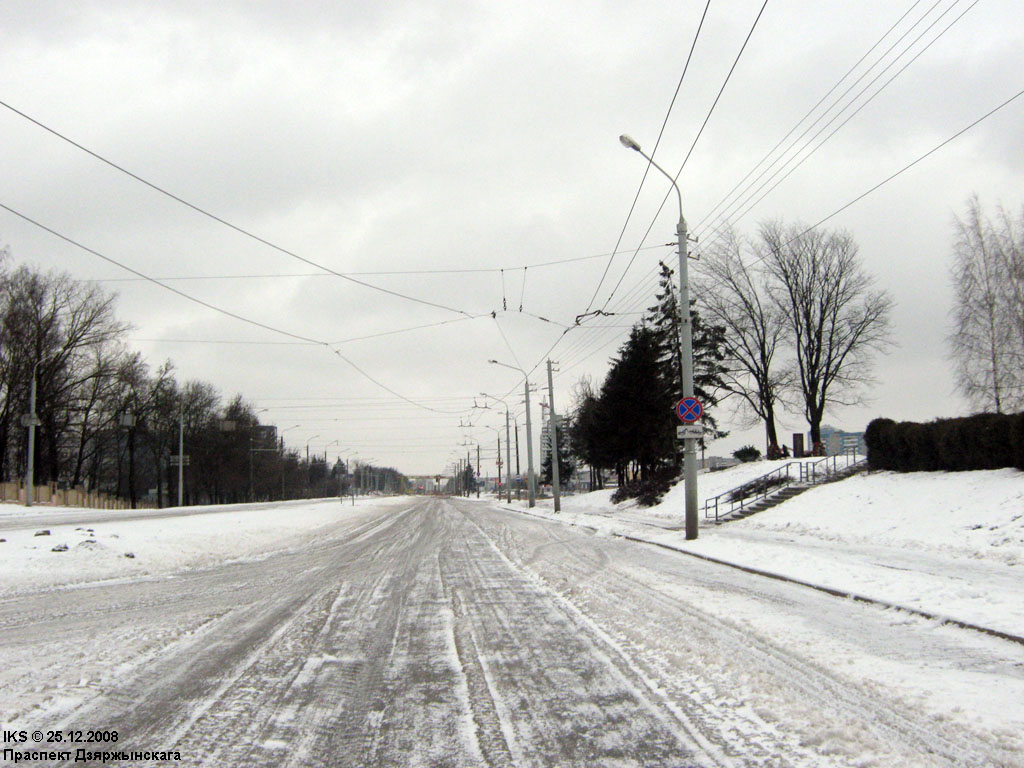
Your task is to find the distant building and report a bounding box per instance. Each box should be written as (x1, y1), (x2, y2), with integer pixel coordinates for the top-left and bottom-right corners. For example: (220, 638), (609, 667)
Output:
(701, 456), (740, 471)
(811, 425), (866, 456)
(540, 418), (553, 467)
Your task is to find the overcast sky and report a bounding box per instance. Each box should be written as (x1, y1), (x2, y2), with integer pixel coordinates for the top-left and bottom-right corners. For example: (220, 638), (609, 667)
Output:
(2, 0), (1022, 477)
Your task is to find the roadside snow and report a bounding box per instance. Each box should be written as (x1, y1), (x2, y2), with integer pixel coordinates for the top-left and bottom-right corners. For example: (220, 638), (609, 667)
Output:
(0, 496), (409, 596)
(498, 464), (1024, 637)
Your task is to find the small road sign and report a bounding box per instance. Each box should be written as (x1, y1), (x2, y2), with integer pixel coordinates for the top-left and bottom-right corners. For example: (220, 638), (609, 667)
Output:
(20, 414), (41, 427)
(170, 454), (191, 466)
(677, 424), (703, 439)
(675, 398), (703, 423)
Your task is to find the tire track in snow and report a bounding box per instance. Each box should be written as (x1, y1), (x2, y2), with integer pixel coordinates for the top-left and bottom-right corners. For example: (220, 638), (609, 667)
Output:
(467, 501), (1015, 767)
(444, 500), (720, 767)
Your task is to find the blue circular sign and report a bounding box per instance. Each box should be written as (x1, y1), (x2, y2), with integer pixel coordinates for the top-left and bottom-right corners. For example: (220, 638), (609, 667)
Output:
(676, 397), (703, 423)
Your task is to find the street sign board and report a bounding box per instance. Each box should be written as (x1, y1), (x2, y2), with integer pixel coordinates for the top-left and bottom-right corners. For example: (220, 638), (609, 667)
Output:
(20, 414), (41, 427)
(677, 424), (703, 439)
(170, 454), (190, 466)
(675, 397), (703, 423)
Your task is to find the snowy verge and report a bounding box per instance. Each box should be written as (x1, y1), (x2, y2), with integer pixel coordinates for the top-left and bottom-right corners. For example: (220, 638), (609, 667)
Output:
(477, 465), (1024, 638)
(0, 496), (410, 596)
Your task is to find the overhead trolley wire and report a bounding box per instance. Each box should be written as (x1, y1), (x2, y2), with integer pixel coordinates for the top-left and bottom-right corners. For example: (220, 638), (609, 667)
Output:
(693, 0), (928, 239)
(583, 0), (713, 315)
(796, 85), (1024, 236)
(598, 0), (770, 313)
(695, 0), (979, 248)
(537, 8), (1016, 397)
(0, 200), (473, 416)
(91, 245), (673, 283)
(563, 79), (1024, 375)
(0, 99), (473, 318)
(610, 0), (947, 302)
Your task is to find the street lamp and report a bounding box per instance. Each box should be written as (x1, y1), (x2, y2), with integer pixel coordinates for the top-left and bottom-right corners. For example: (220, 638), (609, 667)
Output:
(304, 435), (320, 497)
(479, 393), (514, 503)
(480, 423), (504, 499)
(23, 361), (44, 507)
(619, 133), (699, 540)
(278, 425), (300, 498)
(488, 360), (536, 507)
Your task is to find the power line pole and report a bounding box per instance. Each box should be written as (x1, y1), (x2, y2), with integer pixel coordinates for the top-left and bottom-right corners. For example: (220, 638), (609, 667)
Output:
(620, 134), (699, 539)
(178, 406), (184, 507)
(524, 379), (536, 508)
(505, 408), (512, 503)
(24, 367), (39, 507)
(546, 359), (561, 512)
(514, 422), (520, 499)
(476, 444), (481, 498)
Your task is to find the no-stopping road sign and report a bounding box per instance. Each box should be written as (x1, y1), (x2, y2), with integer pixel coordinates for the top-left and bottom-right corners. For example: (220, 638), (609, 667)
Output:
(675, 397), (703, 423)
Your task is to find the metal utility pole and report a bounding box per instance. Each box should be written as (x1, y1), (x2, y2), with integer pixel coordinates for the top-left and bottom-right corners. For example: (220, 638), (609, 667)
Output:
(178, 407), (184, 507)
(514, 423), (520, 498)
(620, 133), (699, 540)
(476, 444), (481, 498)
(546, 359), (561, 512)
(523, 378), (536, 507)
(504, 408), (512, 503)
(495, 436), (502, 496)
(24, 367), (39, 507)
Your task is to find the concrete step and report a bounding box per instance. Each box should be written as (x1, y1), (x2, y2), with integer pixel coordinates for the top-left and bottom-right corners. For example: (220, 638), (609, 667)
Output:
(725, 483), (811, 521)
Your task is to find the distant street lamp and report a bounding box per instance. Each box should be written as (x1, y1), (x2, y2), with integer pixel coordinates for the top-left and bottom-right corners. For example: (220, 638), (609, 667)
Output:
(479, 393), (514, 503)
(619, 133), (698, 539)
(488, 360), (536, 507)
(22, 361), (44, 507)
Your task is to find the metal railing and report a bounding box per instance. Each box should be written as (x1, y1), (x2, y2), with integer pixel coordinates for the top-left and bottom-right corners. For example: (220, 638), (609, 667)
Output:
(702, 452), (866, 524)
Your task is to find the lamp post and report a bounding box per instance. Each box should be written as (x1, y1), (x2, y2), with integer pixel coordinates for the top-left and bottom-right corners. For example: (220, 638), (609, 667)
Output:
(362, 457), (376, 495)
(619, 133), (698, 539)
(305, 435), (319, 498)
(278, 425), (300, 499)
(480, 393), (514, 503)
(23, 362), (42, 507)
(481, 424), (503, 497)
(488, 361), (536, 507)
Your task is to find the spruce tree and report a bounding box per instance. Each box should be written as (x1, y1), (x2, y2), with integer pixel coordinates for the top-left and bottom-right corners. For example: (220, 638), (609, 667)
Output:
(644, 261), (728, 443)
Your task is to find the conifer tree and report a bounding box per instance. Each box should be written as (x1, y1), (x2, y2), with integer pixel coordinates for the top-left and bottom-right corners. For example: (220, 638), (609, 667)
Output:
(644, 261), (728, 442)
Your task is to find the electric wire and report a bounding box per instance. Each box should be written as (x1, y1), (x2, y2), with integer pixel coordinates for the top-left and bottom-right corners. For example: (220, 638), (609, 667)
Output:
(583, 0), (982, 367)
(598, 0), (770, 312)
(0, 200), (474, 416)
(696, 0), (979, 249)
(693, 0), (927, 239)
(582, 0), (712, 314)
(91, 245), (670, 282)
(0, 99), (474, 318)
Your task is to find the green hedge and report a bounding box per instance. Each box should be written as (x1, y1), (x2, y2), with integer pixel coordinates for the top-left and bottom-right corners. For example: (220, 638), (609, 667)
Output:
(865, 413), (1024, 471)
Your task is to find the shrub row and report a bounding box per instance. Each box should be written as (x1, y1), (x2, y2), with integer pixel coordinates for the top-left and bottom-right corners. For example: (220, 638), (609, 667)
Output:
(865, 413), (1024, 472)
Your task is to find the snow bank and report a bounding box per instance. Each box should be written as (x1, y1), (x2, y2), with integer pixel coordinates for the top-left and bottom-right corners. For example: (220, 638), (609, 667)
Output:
(498, 464), (1024, 636)
(0, 496), (409, 596)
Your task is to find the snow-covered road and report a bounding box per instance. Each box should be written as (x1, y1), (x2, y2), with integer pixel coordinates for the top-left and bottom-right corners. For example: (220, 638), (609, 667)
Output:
(2, 496), (1021, 767)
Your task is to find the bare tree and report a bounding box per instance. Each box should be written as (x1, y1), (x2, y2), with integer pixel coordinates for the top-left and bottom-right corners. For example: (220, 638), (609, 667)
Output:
(697, 226), (790, 453)
(0, 265), (127, 483)
(949, 197), (1024, 412)
(760, 221), (893, 447)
